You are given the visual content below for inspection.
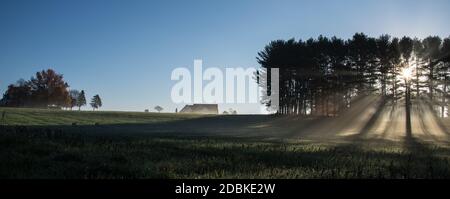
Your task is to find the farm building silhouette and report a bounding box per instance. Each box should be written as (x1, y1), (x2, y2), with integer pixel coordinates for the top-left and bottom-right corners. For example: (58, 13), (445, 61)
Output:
(179, 104), (218, 114)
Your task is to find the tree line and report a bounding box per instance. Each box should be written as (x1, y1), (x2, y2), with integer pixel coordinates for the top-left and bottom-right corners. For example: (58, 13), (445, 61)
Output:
(257, 33), (450, 117)
(0, 69), (102, 110)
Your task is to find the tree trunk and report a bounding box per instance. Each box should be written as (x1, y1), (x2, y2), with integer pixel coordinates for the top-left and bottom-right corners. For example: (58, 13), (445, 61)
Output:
(416, 63), (420, 97)
(429, 60), (434, 100)
(442, 76), (447, 118)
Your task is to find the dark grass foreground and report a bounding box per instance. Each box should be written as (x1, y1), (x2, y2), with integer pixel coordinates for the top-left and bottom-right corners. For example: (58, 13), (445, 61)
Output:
(1, 125), (450, 179)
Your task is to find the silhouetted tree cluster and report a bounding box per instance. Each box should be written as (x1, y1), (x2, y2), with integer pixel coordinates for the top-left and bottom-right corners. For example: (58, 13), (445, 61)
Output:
(0, 69), (70, 108)
(257, 33), (450, 116)
(0, 69), (103, 111)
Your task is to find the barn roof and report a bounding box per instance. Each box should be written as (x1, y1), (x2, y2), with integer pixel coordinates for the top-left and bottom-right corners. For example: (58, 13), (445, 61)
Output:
(180, 104), (218, 114)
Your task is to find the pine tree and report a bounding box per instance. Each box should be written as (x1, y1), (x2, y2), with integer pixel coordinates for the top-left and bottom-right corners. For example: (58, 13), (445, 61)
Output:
(90, 94), (102, 111)
(76, 90), (86, 111)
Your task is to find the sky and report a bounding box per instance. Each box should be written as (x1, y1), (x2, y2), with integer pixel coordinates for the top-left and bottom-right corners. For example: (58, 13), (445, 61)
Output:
(1, 0), (449, 113)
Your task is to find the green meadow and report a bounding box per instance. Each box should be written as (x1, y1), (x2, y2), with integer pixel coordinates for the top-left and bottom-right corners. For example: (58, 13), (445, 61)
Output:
(1, 107), (450, 179)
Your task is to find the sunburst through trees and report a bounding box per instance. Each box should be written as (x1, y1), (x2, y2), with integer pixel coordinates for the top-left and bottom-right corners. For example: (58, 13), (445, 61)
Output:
(257, 33), (450, 117)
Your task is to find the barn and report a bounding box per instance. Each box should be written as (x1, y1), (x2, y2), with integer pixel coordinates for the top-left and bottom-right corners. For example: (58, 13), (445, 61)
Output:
(179, 104), (218, 114)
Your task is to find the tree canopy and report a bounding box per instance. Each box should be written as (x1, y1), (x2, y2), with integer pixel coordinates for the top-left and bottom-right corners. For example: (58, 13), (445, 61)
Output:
(257, 33), (450, 117)
(0, 69), (100, 111)
(1, 69), (71, 108)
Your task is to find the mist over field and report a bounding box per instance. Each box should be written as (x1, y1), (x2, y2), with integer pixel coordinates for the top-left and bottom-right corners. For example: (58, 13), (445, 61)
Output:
(1, 99), (449, 178)
(1, 0), (449, 182)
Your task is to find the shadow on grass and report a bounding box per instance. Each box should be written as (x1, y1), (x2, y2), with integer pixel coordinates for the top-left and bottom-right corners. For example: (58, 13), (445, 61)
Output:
(1, 125), (450, 179)
(1, 96), (450, 179)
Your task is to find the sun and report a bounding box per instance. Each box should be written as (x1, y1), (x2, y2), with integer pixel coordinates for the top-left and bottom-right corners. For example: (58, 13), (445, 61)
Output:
(401, 66), (412, 80)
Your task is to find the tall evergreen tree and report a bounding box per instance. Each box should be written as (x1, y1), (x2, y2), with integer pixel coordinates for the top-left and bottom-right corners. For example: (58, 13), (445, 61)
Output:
(90, 94), (102, 111)
(76, 90), (86, 111)
(256, 33), (450, 117)
(422, 36), (442, 100)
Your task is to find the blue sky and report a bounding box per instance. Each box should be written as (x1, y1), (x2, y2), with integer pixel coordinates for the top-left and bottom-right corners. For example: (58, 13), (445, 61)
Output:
(1, 0), (449, 113)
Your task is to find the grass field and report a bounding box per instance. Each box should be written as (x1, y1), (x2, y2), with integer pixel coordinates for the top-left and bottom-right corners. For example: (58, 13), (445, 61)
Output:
(1, 106), (450, 179)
